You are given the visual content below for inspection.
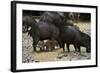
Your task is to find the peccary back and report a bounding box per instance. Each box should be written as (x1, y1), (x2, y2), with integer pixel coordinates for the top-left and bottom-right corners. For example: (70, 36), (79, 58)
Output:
(39, 12), (64, 29)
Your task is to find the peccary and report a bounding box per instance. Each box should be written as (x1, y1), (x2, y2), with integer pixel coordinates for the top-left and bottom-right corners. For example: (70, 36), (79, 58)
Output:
(29, 21), (60, 51)
(22, 15), (36, 33)
(28, 11), (65, 52)
(64, 12), (75, 26)
(74, 13), (80, 23)
(64, 12), (80, 26)
(36, 40), (58, 51)
(78, 31), (91, 52)
(44, 40), (58, 51)
(60, 26), (91, 53)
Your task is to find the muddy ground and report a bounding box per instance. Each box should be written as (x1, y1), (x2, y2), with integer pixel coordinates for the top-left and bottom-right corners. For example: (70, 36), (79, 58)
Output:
(22, 22), (91, 63)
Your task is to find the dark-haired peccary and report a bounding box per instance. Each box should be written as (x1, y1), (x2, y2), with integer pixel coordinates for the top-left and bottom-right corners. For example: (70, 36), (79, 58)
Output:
(28, 11), (65, 52)
(60, 26), (91, 53)
(22, 15), (36, 33)
(29, 21), (60, 52)
(44, 40), (58, 51)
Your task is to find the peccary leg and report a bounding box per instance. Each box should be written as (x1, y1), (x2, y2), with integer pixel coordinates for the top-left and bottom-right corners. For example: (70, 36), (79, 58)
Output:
(62, 42), (65, 52)
(67, 43), (70, 52)
(40, 41), (45, 51)
(57, 40), (62, 48)
(74, 44), (78, 52)
(77, 45), (80, 52)
(57, 40), (65, 52)
(33, 36), (39, 52)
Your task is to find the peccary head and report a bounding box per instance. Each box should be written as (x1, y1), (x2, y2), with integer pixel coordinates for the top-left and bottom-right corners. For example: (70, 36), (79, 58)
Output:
(22, 15), (37, 33)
